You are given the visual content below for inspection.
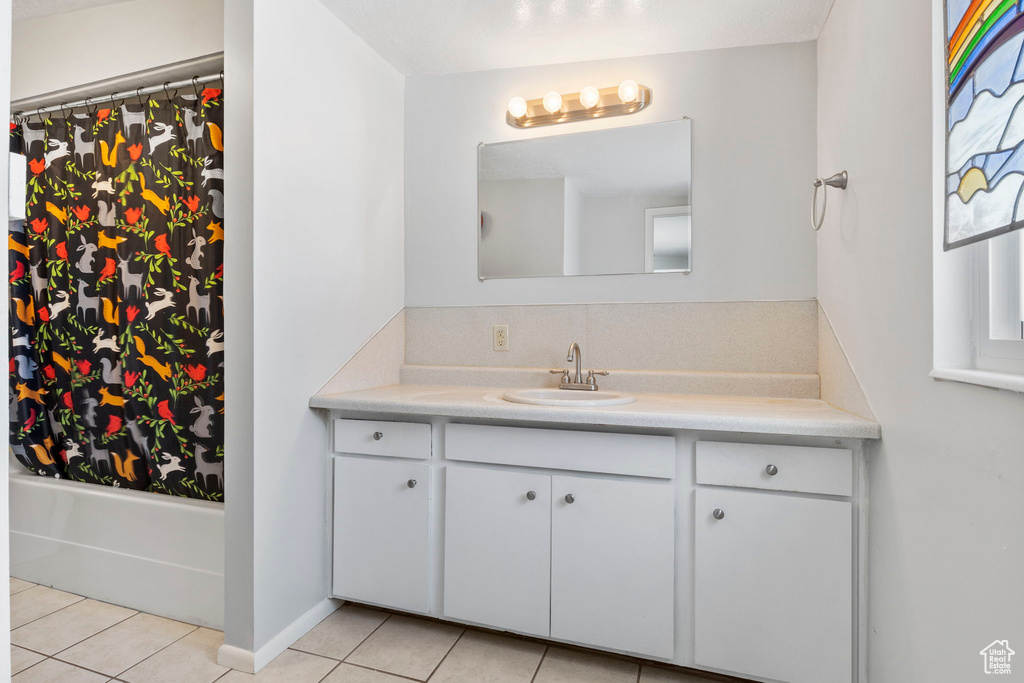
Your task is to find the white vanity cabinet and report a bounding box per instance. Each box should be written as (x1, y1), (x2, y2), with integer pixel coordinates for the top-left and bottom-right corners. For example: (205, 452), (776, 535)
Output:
(332, 419), (432, 613)
(444, 465), (675, 659)
(695, 441), (856, 683)
(444, 466), (552, 637)
(550, 474), (675, 659)
(326, 413), (869, 683)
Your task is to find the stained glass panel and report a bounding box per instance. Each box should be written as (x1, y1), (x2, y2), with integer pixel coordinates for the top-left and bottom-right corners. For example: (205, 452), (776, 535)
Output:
(945, 0), (1024, 250)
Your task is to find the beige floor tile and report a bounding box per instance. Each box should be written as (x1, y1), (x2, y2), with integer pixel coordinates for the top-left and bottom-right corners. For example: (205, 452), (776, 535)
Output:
(12, 657), (109, 682)
(10, 586), (85, 629)
(533, 648), (639, 683)
(640, 665), (718, 682)
(291, 605), (389, 660)
(57, 612), (197, 676)
(430, 630), (545, 683)
(218, 648), (339, 682)
(12, 598), (136, 656)
(345, 615), (463, 681)
(322, 663), (411, 682)
(11, 645), (45, 675)
(120, 627), (227, 683)
(10, 577), (36, 595)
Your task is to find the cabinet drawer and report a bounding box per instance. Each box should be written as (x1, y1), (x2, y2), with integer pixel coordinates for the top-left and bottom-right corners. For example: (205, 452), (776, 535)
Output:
(696, 441), (852, 496)
(445, 423), (675, 479)
(334, 418), (431, 459)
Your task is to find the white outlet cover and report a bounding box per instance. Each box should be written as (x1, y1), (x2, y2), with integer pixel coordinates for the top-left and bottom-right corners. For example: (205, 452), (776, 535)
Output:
(493, 324), (509, 351)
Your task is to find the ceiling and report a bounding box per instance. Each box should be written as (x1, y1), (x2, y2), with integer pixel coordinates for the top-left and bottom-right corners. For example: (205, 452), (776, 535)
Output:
(13, 0), (131, 23)
(319, 0), (835, 76)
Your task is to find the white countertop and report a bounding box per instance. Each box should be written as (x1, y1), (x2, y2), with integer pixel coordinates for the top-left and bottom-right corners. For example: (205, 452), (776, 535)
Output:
(310, 384), (881, 440)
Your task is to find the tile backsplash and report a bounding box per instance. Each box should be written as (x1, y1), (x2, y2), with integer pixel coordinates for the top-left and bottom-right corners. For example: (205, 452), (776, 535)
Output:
(405, 301), (818, 375)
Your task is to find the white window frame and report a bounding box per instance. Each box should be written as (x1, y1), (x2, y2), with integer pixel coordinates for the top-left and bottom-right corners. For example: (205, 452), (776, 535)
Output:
(973, 232), (1024, 375)
(643, 205), (691, 274)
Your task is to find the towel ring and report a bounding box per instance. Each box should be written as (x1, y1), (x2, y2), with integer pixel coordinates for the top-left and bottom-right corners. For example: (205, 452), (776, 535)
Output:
(812, 171), (848, 231)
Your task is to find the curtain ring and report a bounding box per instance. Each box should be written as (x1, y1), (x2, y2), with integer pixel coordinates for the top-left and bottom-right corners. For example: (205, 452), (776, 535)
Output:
(192, 76), (202, 99)
(85, 98), (97, 116)
(136, 87), (146, 107)
(35, 107), (46, 124)
(59, 102), (72, 131)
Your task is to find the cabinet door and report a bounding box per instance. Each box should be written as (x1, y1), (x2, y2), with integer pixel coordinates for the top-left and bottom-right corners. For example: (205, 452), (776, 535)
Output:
(333, 456), (430, 612)
(695, 488), (852, 683)
(444, 466), (551, 637)
(550, 475), (675, 658)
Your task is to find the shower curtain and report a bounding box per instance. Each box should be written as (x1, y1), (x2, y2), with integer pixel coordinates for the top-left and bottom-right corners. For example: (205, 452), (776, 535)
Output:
(9, 89), (225, 501)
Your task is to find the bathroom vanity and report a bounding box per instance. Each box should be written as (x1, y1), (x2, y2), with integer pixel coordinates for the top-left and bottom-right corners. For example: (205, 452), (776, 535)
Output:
(312, 385), (878, 683)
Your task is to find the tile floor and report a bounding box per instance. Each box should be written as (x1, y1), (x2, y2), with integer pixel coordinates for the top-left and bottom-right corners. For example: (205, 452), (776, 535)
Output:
(9, 577), (726, 682)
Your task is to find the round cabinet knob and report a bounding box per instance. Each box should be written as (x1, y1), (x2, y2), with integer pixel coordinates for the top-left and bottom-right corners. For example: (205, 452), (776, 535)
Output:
(407, 479), (417, 488)
(372, 432), (384, 441)
(565, 494), (575, 504)
(766, 464), (778, 476)
(712, 508), (725, 520)
(526, 491), (536, 501)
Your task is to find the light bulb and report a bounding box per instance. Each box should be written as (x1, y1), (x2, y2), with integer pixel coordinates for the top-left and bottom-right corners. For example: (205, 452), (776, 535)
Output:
(507, 96), (528, 119)
(617, 79), (639, 103)
(542, 91), (563, 113)
(579, 86), (600, 108)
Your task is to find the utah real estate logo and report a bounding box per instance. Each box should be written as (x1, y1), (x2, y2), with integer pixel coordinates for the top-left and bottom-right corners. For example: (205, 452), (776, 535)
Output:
(980, 640), (1014, 675)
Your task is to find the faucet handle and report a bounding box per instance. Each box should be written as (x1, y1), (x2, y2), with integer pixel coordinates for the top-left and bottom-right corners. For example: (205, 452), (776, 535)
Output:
(550, 369), (570, 381)
(586, 369), (609, 385)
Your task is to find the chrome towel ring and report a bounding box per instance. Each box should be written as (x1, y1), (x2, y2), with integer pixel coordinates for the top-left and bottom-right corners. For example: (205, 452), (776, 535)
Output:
(811, 171), (848, 231)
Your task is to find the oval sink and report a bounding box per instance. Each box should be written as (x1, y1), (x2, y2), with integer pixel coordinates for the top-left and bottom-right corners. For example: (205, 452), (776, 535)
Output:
(502, 388), (635, 407)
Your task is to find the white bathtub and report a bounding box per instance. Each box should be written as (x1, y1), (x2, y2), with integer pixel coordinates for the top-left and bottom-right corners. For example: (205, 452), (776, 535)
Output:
(9, 458), (225, 629)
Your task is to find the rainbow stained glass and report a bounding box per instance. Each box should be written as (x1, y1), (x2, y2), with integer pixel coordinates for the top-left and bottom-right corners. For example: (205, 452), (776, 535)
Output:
(946, 0), (1024, 249)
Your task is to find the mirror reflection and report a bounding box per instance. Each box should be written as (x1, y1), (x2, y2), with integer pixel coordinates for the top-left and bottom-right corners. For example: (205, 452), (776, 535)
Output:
(478, 120), (691, 280)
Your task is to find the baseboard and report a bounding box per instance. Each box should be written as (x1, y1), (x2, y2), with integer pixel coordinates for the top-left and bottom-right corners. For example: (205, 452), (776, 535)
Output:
(218, 597), (340, 673)
(216, 644), (254, 672)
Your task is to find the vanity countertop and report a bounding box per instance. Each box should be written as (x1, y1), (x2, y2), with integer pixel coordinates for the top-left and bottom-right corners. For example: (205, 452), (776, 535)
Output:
(310, 384), (881, 439)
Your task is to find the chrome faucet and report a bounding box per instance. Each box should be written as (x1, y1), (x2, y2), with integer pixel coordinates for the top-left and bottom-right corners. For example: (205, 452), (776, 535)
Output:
(567, 342), (583, 384)
(550, 343), (609, 391)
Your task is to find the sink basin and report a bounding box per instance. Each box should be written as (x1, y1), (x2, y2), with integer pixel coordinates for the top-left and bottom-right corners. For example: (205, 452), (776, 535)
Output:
(502, 388), (636, 407)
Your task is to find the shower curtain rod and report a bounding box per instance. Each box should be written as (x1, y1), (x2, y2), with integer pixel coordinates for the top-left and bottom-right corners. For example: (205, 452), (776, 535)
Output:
(12, 72), (223, 119)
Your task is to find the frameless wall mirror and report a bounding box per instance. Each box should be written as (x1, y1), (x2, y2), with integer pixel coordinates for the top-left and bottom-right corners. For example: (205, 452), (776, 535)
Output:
(478, 119), (691, 280)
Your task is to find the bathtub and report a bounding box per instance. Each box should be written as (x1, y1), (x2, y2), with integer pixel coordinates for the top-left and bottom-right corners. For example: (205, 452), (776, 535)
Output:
(9, 457), (225, 629)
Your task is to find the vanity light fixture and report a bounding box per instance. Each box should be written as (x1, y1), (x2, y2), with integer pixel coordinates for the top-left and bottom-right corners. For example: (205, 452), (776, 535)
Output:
(505, 79), (652, 128)
(542, 90), (563, 113)
(579, 86), (600, 108)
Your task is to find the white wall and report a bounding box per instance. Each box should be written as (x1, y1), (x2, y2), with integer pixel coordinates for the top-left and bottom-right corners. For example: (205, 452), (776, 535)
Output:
(817, 2), (1024, 682)
(223, 0), (255, 660)
(580, 195), (686, 275)
(479, 178), (565, 278)
(10, 0), (223, 101)
(0, 0), (12, 676)
(405, 42), (817, 306)
(223, 0), (405, 667)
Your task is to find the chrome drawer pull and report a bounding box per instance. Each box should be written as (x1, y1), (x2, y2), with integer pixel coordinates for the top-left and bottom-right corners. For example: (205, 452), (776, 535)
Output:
(766, 464), (778, 476)
(526, 491), (536, 501)
(564, 493), (575, 504)
(713, 508), (725, 520)
(372, 432), (384, 441)
(407, 479), (417, 488)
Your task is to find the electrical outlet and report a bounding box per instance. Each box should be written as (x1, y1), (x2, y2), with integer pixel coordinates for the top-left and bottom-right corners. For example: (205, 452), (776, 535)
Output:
(493, 324), (509, 351)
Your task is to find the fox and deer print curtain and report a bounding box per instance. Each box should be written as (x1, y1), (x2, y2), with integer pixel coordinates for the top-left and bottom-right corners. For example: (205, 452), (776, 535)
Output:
(9, 89), (225, 500)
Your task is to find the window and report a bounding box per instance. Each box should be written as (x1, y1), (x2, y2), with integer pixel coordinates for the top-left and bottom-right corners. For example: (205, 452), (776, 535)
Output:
(975, 230), (1024, 374)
